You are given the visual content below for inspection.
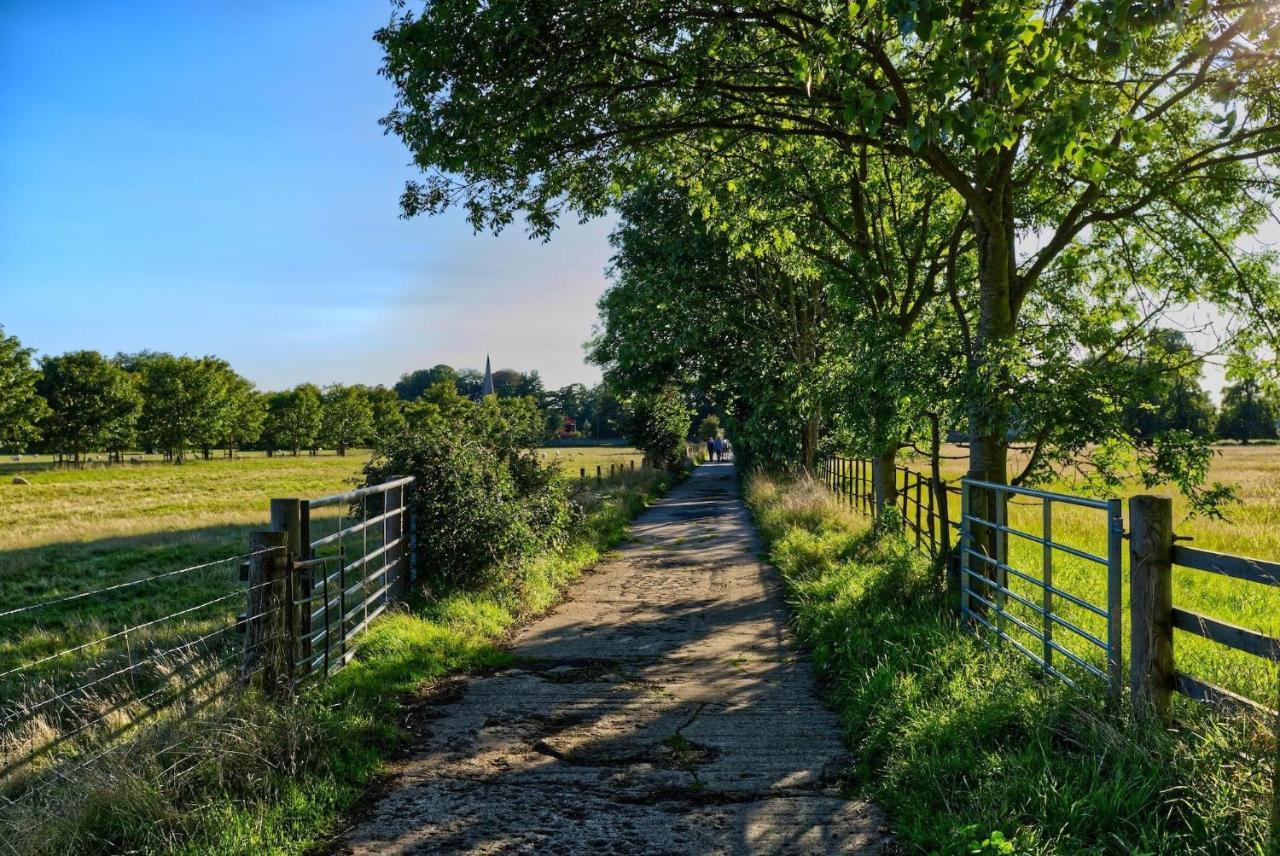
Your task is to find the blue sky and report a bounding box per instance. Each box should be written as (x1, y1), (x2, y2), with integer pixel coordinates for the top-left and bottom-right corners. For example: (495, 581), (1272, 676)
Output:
(0, 1), (613, 391)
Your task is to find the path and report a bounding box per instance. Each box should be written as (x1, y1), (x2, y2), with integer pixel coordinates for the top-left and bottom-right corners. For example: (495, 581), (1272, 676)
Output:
(334, 461), (891, 855)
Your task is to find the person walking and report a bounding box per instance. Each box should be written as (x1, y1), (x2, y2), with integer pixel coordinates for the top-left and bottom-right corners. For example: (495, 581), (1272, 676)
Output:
(706, 436), (716, 462)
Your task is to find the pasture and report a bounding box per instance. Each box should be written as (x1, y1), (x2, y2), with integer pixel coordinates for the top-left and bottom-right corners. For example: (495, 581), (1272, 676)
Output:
(902, 443), (1280, 704)
(0, 446), (644, 687)
(537, 445), (646, 477)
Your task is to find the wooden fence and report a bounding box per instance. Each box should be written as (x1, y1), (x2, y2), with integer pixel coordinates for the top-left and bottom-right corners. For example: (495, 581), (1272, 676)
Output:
(821, 455), (959, 558)
(241, 476), (415, 696)
(821, 456), (1280, 718)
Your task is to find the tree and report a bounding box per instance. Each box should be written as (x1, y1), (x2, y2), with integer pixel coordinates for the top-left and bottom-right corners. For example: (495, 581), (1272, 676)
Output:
(405, 378), (473, 428)
(135, 355), (233, 463)
(265, 384), (323, 456)
(321, 384), (375, 456)
(697, 415), (721, 442)
(378, 0), (1280, 496)
(455, 368), (485, 399)
(0, 327), (48, 453)
(1217, 379), (1278, 443)
(1121, 330), (1216, 440)
(221, 377), (266, 456)
(37, 351), (140, 463)
(591, 183), (833, 471)
(395, 364), (458, 401)
(364, 384), (408, 444)
(626, 386), (693, 472)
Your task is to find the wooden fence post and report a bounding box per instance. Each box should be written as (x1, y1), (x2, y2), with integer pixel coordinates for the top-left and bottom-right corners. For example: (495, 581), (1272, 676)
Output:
(270, 498), (310, 678)
(243, 530), (292, 699)
(596, 465), (602, 485)
(1129, 494), (1174, 723)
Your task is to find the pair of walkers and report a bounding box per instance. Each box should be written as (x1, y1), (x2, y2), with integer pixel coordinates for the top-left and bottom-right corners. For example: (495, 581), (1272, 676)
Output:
(705, 435), (730, 462)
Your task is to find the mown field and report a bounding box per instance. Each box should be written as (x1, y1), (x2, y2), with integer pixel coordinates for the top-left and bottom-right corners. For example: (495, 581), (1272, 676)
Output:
(537, 445), (646, 478)
(0, 455), (373, 738)
(0, 447), (675, 855)
(0, 446), (644, 689)
(890, 443), (1280, 705)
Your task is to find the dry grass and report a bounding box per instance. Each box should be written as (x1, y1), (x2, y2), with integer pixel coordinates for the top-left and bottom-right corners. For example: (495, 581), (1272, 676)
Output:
(537, 445), (646, 479)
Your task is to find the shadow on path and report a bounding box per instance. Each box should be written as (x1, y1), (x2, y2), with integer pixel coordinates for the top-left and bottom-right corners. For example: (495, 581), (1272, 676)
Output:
(333, 462), (892, 855)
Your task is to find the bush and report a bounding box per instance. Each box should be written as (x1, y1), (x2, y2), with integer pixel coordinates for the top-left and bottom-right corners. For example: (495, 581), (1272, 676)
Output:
(625, 386), (692, 471)
(364, 396), (575, 591)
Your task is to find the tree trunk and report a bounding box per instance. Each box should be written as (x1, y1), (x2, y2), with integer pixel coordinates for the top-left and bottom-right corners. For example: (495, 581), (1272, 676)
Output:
(967, 209), (1016, 579)
(800, 412), (819, 474)
(872, 446), (899, 518)
(338, 442), (346, 457)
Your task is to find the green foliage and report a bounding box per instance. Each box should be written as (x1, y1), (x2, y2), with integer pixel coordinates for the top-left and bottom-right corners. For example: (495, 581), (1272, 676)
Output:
(625, 386), (692, 471)
(379, 0), (1280, 498)
(0, 327), (48, 453)
(1119, 330), (1217, 440)
(319, 385), (375, 455)
(697, 415), (720, 442)
(264, 385), (323, 455)
(133, 355), (241, 462)
(748, 475), (1272, 854)
(1217, 378), (1279, 443)
(394, 364), (458, 401)
(365, 394), (575, 591)
(363, 384), (407, 443)
(36, 351), (141, 460)
(220, 375), (266, 453)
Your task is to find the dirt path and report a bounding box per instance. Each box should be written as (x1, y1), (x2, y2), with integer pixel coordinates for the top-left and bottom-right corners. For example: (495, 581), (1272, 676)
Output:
(334, 462), (892, 855)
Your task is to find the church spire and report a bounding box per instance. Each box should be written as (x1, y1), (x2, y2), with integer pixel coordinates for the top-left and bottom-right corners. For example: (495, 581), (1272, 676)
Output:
(481, 354), (495, 397)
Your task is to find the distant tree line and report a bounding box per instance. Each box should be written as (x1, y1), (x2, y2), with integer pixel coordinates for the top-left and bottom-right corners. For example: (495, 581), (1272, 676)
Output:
(0, 326), (649, 463)
(392, 363), (629, 441)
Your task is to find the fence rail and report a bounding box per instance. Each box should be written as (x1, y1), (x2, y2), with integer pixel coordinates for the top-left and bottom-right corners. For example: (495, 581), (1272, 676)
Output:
(821, 455), (958, 558)
(820, 455), (1280, 718)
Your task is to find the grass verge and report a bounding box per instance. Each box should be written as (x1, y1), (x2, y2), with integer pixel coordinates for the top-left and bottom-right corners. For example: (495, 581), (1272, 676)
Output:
(0, 467), (681, 855)
(746, 473), (1274, 855)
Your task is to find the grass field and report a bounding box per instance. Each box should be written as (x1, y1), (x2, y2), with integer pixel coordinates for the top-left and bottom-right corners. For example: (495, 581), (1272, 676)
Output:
(0, 447), (645, 726)
(0, 454), (375, 772)
(887, 443), (1280, 705)
(0, 456), (680, 854)
(537, 445), (646, 478)
(748, 475), (1271, 853)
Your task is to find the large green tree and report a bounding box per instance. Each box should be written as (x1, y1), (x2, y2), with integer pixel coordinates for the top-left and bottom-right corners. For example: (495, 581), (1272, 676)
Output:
(135, 355), (233, 463)
(37, 351), (141, 463)
(0, 327), (48, 453)
(395, 364), (458, 401)
(265, 384), (324, 456)
(1217, 377), (1278, 442)
(378, 0), (1280, 495)
(321, 384), (376, 456)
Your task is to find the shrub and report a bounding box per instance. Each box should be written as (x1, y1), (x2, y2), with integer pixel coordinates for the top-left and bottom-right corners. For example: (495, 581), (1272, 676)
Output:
(625, 386), (691, 471)
(363, 396), (575, 591)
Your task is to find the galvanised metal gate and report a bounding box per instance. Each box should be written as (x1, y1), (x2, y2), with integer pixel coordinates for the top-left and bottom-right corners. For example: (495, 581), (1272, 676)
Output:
(959, 478), (1125, 699)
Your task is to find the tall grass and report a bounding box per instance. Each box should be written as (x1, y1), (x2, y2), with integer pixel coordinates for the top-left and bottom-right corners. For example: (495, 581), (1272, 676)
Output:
(748, 473), (1274, 854)
(0, 467), (678, 855)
